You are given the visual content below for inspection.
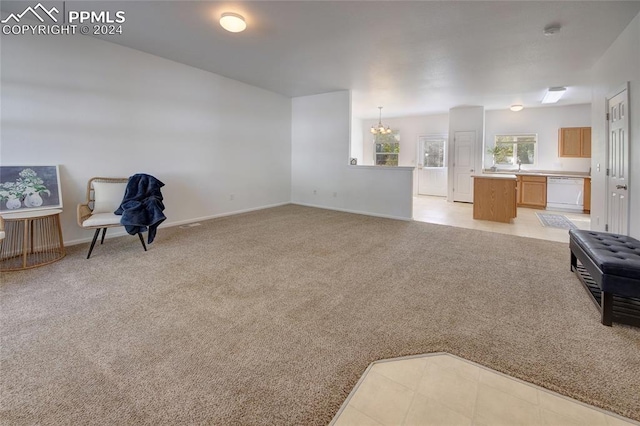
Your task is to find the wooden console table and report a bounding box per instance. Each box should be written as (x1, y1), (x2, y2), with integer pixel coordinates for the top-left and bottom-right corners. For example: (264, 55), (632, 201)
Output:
(0, 209), (65, 271)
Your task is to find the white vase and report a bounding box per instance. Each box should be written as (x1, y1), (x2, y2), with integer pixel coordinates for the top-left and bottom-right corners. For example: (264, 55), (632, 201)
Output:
(6, 198), (21, 210)
(24, 193), (43, 208)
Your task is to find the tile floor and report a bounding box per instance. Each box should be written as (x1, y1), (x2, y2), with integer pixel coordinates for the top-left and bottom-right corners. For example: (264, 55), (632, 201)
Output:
(413, 195), (591, 243)
(331, 353), (638, 426)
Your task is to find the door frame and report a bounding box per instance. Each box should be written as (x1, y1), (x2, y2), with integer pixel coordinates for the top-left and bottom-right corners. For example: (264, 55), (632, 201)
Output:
(416, 134), (448, 196)
(449, 131), (477, 202)
(605, 82), (630, 235)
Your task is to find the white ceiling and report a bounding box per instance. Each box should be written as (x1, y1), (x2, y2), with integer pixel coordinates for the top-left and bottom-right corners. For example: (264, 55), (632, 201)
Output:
(3, 1), (640, 119)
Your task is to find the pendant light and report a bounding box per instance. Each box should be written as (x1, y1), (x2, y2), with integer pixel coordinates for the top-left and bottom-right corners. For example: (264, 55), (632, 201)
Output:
(370, 106), (392, 135)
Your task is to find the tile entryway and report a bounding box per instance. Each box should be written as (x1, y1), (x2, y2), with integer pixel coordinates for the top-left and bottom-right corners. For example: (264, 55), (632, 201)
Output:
(331, 353), (637, 426)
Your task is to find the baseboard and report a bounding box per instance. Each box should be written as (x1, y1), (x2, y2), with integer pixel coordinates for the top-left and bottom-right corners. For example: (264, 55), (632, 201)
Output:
(65, 201), (408, 247)
(165, 202), (290, 228)
(65, 229), (130, 247)
(291, 202), (412, 222)
(64, 202), (291, 246)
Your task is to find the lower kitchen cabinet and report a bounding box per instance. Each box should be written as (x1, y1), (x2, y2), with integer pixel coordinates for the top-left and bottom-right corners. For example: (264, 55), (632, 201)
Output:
(517, 175), (547, 209)
(584, 178), (591, 212)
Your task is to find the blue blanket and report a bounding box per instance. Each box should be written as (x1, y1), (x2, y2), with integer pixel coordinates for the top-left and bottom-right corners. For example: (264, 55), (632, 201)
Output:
(115, 174), (166, 244)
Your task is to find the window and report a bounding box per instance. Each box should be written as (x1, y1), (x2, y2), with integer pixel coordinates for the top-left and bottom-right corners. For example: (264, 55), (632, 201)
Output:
(493, 134), (537, 166)
(420, 136), (446, 168)
(374, 131), (400, 166)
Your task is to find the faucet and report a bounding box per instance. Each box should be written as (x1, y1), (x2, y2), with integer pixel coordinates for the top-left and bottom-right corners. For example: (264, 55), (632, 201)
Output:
(517, 159), (522, 172)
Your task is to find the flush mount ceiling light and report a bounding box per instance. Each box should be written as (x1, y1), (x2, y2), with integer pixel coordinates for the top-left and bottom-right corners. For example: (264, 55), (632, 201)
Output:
(510, 105), (524, 112)
(542, 87), (566, 104)
(370, 106), (392, 134)
(220, 12), (246, 33)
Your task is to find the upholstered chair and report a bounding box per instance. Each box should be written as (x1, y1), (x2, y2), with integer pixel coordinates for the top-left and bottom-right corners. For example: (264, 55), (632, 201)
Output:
(77, 177), (147, 259)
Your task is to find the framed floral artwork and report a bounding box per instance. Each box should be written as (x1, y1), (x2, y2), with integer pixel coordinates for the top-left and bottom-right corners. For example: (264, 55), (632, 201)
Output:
(0, 166), (62, 212)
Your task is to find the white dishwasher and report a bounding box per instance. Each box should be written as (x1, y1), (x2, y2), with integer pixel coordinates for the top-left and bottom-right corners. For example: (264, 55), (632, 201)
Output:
(547, 177), (584, 211)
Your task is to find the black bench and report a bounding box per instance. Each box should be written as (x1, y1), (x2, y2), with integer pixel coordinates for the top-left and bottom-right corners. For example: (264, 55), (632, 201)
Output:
(569, 230), (640, 326)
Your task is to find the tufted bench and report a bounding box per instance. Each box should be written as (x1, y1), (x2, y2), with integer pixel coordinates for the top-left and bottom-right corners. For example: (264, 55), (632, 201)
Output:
(569, 229), (640, 326)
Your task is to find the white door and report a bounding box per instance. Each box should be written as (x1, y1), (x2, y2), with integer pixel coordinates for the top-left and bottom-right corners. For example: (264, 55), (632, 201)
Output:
(417, 135), (447, 196)
(453, 131), (476, 202)
(606, 87), (630, 235)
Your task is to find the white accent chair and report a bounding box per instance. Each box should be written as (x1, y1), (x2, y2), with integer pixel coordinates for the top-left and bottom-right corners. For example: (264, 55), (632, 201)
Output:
(77, 177), (147, 259)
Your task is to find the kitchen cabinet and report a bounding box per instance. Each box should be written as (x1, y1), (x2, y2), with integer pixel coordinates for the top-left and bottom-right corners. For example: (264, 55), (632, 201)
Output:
(584, 177), (591, 213)
(517, 175), (547, 209)
(581, 128), (591, 157)
(559, 127), (591, 158)
(473, 175), (517, 223)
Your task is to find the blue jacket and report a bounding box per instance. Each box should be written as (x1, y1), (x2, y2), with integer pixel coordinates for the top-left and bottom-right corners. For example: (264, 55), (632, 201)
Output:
(115, 174), (166, 243)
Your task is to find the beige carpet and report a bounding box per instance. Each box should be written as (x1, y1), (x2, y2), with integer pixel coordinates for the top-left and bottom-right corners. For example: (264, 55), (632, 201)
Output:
(1, 204), (639, 425)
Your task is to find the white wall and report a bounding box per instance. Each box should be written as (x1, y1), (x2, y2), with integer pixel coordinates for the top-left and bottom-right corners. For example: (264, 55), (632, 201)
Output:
(291, 91), (413, 220)
(590, 12), (640, 238)
(1, 32), (292, 244)
(484, 105), (592, 172)
(448, 106), (485, 201)
(360, 114), (449, 196)
(350, 116), (364, 165)
(361, 114), (449, 167)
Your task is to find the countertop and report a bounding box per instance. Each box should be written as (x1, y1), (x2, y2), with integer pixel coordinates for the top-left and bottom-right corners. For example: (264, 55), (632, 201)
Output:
(473, 174), (517, 180)
(482, 170), (590, 178)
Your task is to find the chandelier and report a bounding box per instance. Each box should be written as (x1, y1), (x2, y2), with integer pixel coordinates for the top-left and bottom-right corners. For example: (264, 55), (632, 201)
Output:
(370, 106), (392, 135)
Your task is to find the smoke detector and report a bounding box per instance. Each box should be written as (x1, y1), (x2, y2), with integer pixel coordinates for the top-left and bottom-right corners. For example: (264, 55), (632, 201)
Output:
(543, 24), (561, 36)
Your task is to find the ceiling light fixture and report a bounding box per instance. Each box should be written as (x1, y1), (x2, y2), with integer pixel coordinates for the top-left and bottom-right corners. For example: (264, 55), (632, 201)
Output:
(510, 105), (524, 112)
(542, 87), (566, 104)
(370, 106), (392, 135)
(220, 12), (246, 33)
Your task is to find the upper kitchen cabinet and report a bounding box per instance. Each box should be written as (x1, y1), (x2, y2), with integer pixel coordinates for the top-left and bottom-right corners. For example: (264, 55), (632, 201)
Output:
(558, 127), (591, 158)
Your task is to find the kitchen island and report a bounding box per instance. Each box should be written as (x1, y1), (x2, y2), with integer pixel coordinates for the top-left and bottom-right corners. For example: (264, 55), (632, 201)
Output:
(472, 174), (517, 223)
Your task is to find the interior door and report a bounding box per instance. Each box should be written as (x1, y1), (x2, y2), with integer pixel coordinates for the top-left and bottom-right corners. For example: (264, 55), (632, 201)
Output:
(453, 131), (476, 202)
(606, 87), (629, 235)
(417, 135), (447, 196)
